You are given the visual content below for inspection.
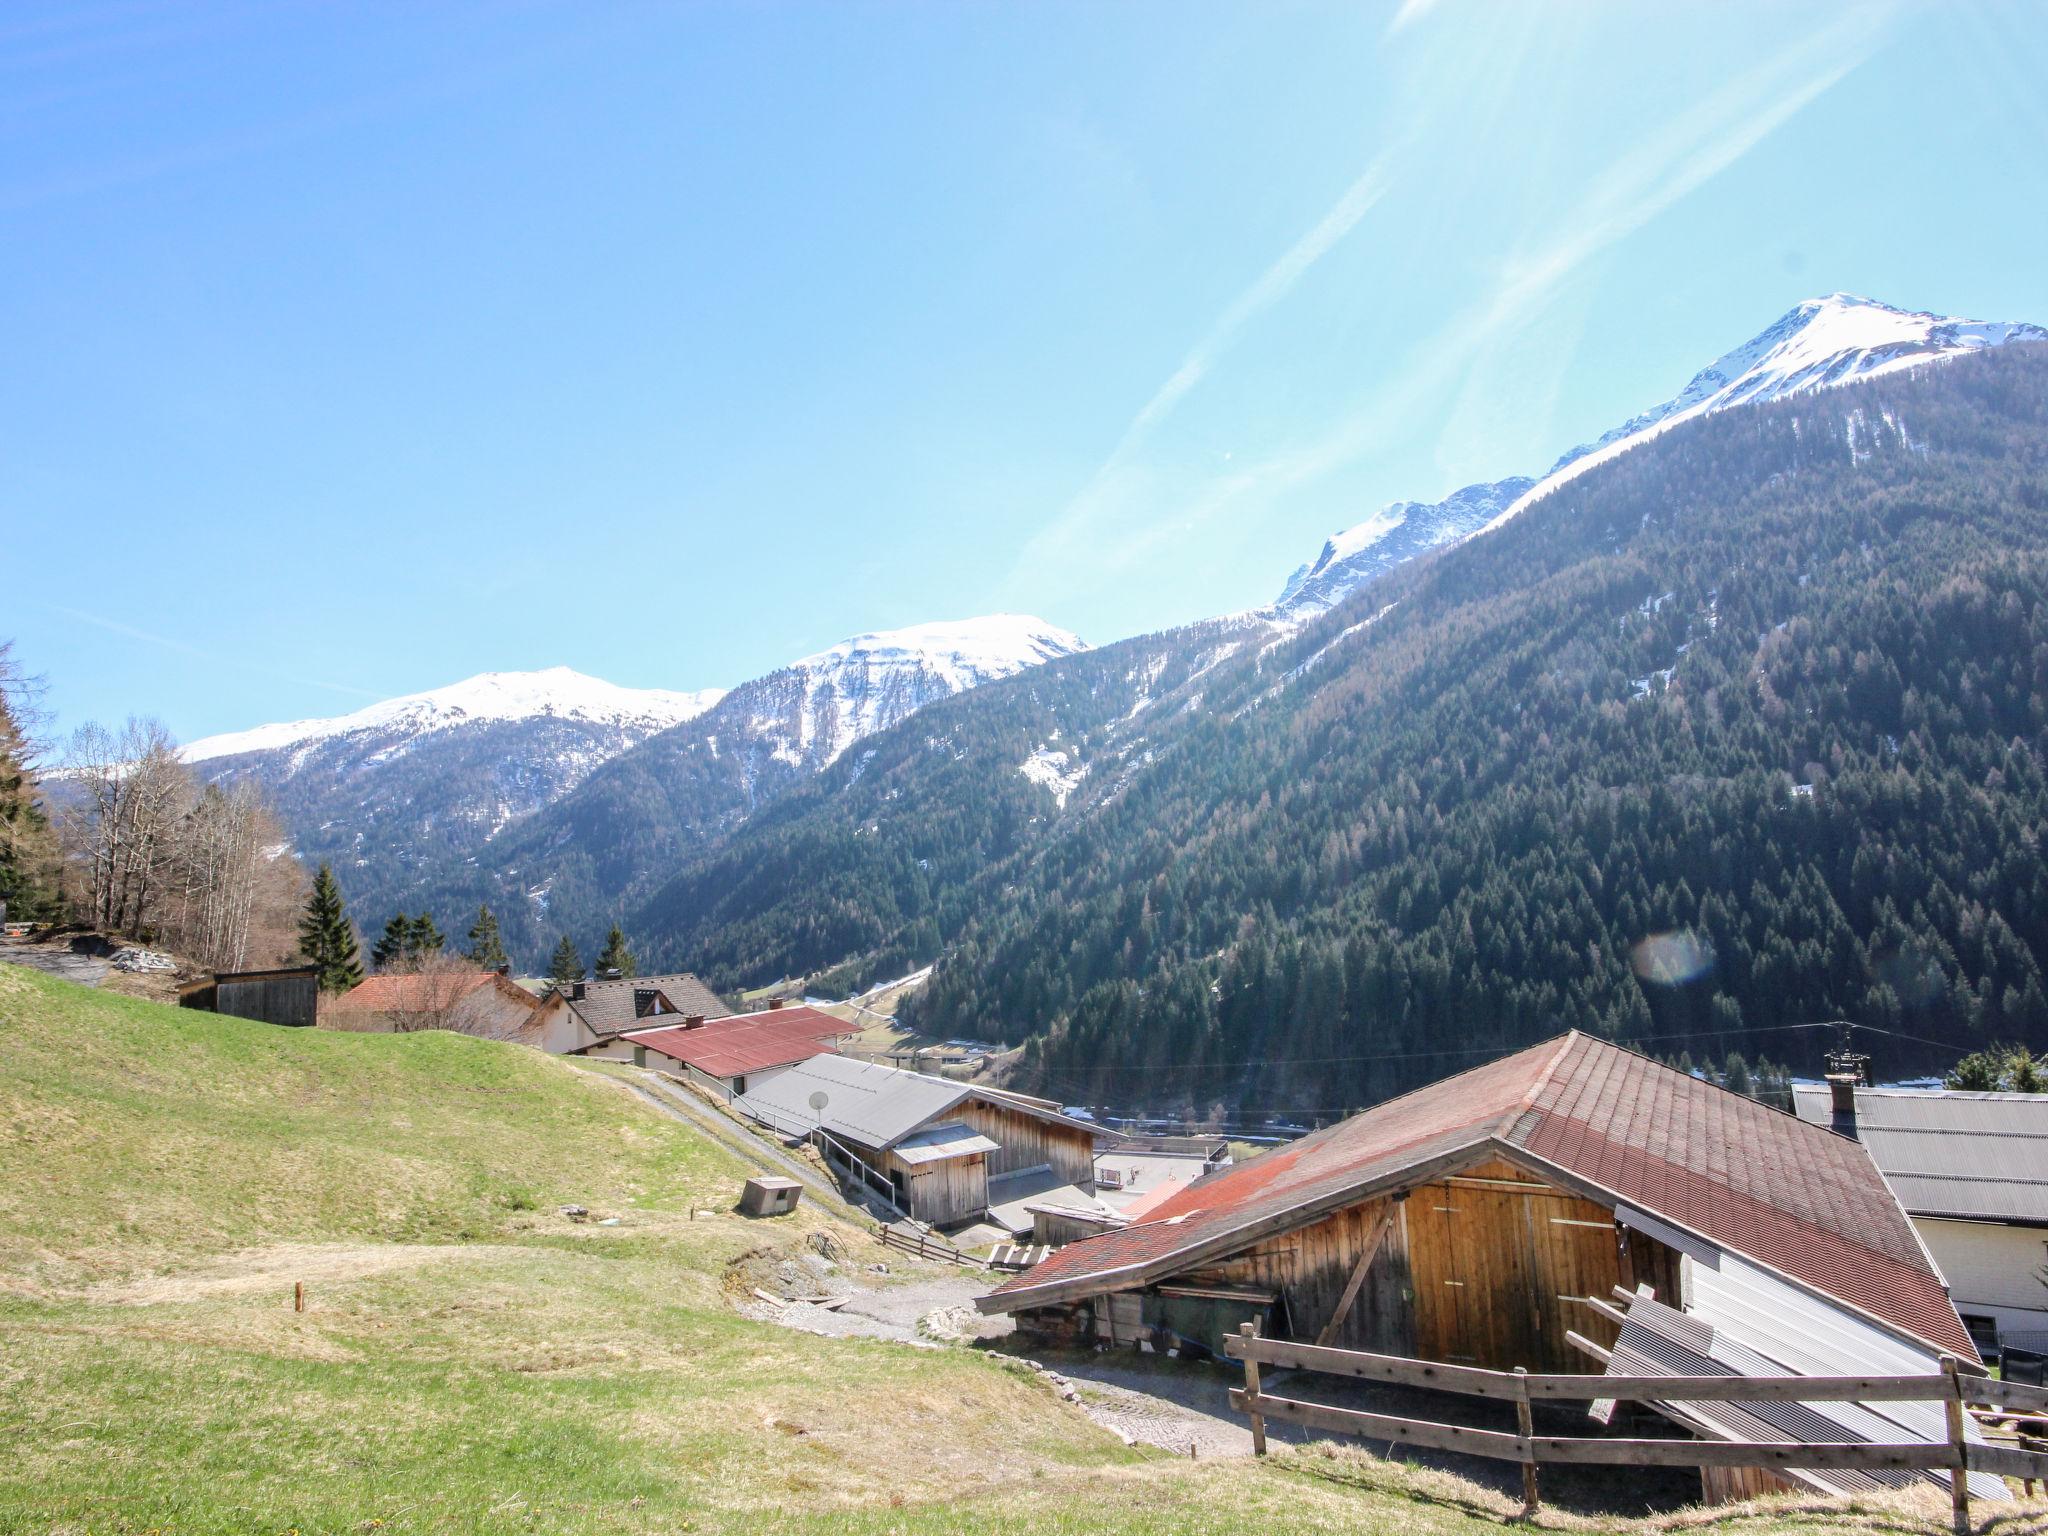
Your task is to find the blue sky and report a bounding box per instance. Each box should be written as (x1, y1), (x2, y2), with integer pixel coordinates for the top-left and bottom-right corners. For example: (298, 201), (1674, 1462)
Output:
(9, 1), (2048, 741)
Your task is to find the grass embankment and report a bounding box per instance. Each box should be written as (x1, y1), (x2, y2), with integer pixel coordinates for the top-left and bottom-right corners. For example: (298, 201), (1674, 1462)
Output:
(0, 965), (1991, 1535)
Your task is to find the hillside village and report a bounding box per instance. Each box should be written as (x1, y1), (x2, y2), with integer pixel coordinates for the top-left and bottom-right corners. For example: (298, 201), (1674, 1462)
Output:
(4, 915), (2046, 1532)
(10, 8), (2048, 1528)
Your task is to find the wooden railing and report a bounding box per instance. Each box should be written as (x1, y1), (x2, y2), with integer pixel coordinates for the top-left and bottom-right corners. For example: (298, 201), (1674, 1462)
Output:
(1226, 1327), (2048, 1530)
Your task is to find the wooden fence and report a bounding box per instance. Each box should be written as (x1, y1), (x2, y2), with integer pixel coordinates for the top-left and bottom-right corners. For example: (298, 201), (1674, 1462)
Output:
(1225, 1327), (2048, 1531)
(875, 1222), (985, 1268)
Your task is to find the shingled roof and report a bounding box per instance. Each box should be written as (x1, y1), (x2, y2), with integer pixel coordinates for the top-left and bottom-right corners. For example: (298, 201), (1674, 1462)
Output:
(558, 972), (731, 1037)
(987, 1032), (1974, 1359)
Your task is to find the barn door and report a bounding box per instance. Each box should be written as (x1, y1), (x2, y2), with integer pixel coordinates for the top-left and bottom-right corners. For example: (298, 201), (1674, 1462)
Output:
(1406, 1163), (1614, 1371)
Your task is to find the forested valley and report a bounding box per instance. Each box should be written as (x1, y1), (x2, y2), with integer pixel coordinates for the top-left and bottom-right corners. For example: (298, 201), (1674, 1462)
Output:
(631, 347), (2048, 1109)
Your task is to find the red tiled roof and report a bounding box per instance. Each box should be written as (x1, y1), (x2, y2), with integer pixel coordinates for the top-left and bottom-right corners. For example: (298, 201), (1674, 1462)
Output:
(992, 1033), (1974, 1358)
(621, 1004), (848, 1080)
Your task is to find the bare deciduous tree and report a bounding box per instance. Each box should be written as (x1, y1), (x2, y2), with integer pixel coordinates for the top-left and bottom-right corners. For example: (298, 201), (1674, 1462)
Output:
(57, 718), (307, 965)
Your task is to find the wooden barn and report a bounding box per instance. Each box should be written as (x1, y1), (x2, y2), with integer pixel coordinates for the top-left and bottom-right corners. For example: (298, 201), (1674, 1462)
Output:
(179, 965), (319, 1028)
(734, 1056), (1109, 1226)
(980, 1033), (1980, 1384)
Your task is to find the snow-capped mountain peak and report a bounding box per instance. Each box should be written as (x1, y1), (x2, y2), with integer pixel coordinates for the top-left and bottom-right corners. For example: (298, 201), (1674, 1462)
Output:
(753, 614), (1089, 767)
(182, 666), (724, 763)
(1271, 294), (2045, 625)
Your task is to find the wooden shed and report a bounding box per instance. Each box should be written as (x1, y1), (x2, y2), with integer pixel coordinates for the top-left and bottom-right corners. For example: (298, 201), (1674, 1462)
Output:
(732, 1056), (1109, 1227)
(179, 966), (319, 1028)
(981, 1033), (1979, 1377)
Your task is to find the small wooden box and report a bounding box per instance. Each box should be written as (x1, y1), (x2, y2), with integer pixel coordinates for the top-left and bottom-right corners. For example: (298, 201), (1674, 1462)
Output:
(740, 1175), (803, 1216)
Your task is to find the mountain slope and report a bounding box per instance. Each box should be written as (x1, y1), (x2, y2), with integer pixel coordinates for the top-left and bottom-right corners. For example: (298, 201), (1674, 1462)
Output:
(634, 344), (2048, 1109)
(479, 615), (1088, 956)
(1271, 294), (2047, 624)
(188, 668), (725, 913)
(194, 617), (1086, 960)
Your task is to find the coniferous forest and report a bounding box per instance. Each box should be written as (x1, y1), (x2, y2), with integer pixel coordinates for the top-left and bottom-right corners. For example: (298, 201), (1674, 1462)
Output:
(626, 346), (2048, 1110)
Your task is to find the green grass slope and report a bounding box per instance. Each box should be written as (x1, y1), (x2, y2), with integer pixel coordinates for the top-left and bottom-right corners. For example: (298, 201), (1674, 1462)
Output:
(0, 966), (1977, 1535)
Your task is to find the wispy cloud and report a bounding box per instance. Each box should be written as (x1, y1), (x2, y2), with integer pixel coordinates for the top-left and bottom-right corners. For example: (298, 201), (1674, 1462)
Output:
(1041, 4), (1890, 590)
(51, 604), (380, 709)
(1252, 21), (1881, 500)
(1005, 148), (1398, 590)
(1386, 0), (1444, 37)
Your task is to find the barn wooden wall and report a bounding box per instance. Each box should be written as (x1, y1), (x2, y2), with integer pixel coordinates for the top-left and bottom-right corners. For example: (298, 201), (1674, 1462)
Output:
(956, 1099), (1096, 1184)
(1134, 1153), (1684, 1373)
(887, 1148), (988, 1226)
(213, 974), (318, 1028)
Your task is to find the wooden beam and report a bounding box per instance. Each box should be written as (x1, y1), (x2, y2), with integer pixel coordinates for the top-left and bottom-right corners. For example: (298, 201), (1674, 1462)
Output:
(1314, 1206), (1396, 1348)
(1943, 1355), (1971, 1536)
(1228, 1391), (1961, 1471)
(1226, 1335), (1972, 1404)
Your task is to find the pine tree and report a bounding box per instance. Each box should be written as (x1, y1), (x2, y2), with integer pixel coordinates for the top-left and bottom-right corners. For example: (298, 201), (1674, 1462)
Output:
(297, 864), (363, 993)
(466, 904), (508, 971)
(407, 912), (444, 957)
(595, 923), (636, 978)
(548, 933), (585, 985)
(372, 913), (413, 970)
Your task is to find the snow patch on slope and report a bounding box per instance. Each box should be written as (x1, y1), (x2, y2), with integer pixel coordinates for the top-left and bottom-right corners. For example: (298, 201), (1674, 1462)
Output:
(1020, 745), (1088, 809)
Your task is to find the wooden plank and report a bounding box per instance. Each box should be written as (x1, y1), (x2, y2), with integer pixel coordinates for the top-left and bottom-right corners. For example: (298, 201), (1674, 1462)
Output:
(1314, 1206), (1395, 1347)
(1967, 1442), (2048, 1480)
(1225, 1335), (1954, 1405)
(1523, 1436), (1957, 1471)
(1226, 1391), (1958, 1471)
(1227, 1335), (1525, 1401)
(1961, 1375), (2048, 1413)
(1239, 1323), (1267, 1456)
(1229, 1388), (1525, 1460)
(1942, 1356), (1970, 1536)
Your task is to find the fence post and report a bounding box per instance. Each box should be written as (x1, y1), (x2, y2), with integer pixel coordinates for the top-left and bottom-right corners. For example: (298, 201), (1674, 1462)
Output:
(1942, 1355), (1970, 1536)
(1240, 1322), (1268, 1457)
(1513, 1366), (1540, 1516)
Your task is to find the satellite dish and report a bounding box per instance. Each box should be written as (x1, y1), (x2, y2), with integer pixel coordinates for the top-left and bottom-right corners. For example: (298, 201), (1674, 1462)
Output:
(808, 1091), (829, 1115)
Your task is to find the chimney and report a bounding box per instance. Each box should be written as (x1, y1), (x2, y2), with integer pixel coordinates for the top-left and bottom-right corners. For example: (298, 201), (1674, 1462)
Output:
(569, 980), (586, 1002)
(1825, 1074), (1860, 1139)
(684, 1014), (706, 1030)
(768, 996), (784, 1010)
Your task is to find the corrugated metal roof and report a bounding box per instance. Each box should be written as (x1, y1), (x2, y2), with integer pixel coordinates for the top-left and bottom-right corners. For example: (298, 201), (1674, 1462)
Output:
(1792, 1085), (2048, 1225)
(734, 1055), (971, 1151)
(893, 1123), (1000, 1165)
(1605, 1256), (2007, 1501)
(619, 1007), (845, 1079)
(991, 1033), (1975, 1358)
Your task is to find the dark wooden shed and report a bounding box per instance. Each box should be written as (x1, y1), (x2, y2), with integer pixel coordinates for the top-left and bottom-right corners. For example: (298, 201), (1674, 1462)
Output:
(180, 965), (320, 1028)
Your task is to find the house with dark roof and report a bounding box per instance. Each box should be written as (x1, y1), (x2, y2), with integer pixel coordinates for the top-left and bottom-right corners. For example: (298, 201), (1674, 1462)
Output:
(572, 1003), (853, 1096)
(1794, 1082), (2048, 1359)
(733, 1055), (1111, 1227)
(536, 971), (732, 1054)
(980, 1033), (1979, 1378)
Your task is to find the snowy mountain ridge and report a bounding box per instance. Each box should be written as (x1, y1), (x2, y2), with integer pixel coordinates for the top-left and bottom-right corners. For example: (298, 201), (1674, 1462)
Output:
(183, 667), (725, 764)
(745, 615), (1089, 768)
(1273, 294), (2047, 623)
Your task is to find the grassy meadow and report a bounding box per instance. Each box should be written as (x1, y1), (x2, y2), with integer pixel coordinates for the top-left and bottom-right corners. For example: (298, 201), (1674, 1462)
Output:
(0, 964), (2011, 1535)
